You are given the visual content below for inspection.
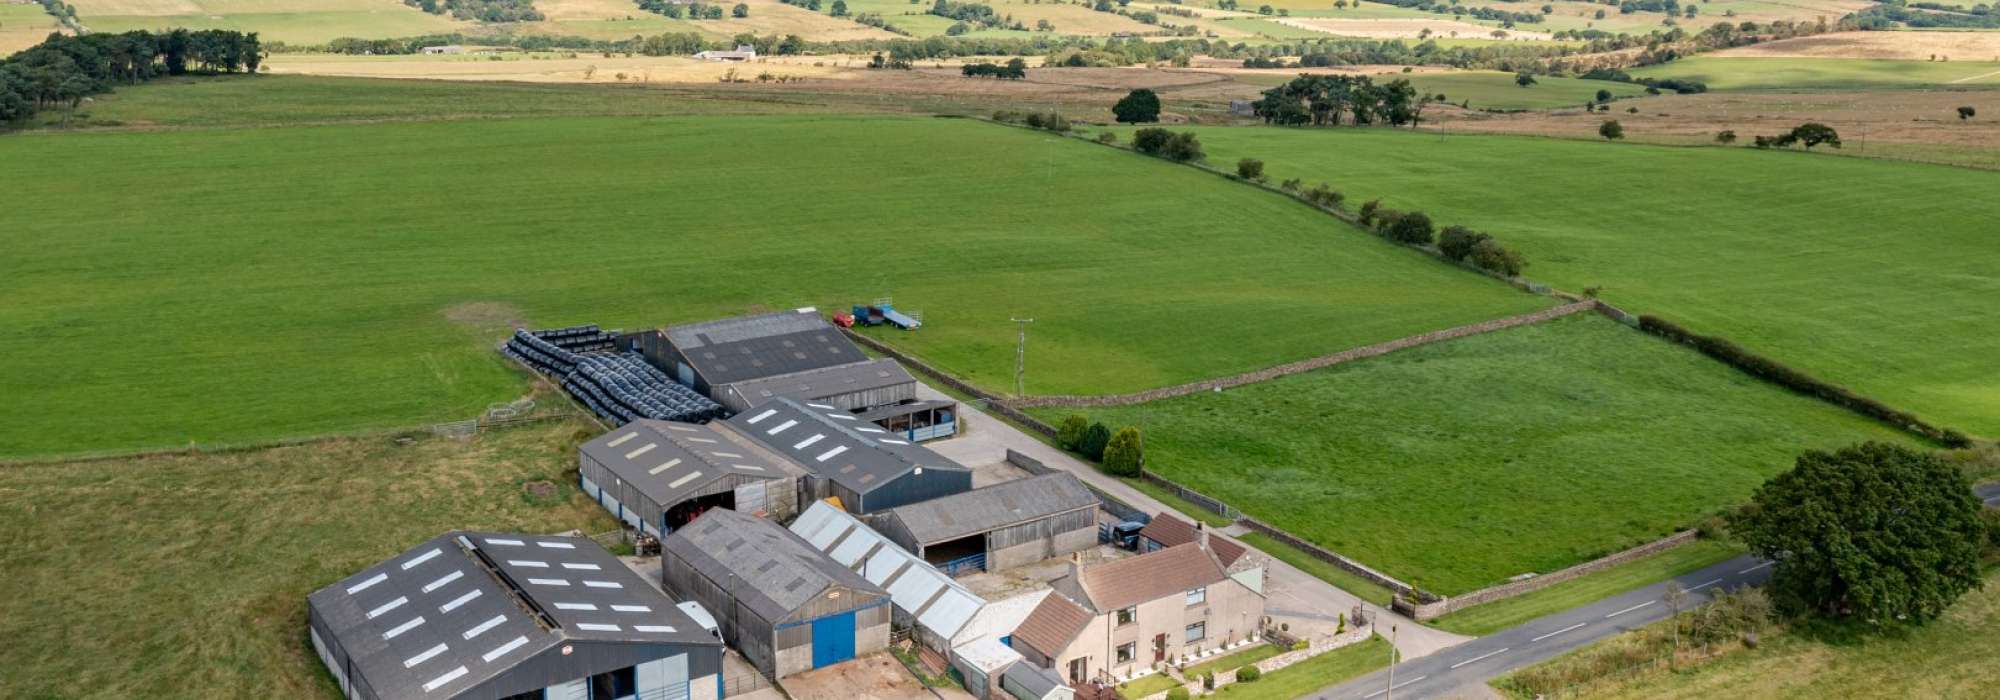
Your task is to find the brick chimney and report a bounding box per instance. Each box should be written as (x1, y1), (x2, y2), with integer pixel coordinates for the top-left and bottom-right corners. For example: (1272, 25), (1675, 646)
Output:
(1196, 520), (1209, 551)
(1069, 550), (1085, 582)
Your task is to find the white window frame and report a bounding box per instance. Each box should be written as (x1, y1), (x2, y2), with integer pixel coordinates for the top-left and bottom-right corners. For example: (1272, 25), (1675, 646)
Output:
(1115, 606), (1138, 627)
(1115, 642), (1137, 665)
(1185, 587), (1207, 607)
(1185, 622), (1206, 644)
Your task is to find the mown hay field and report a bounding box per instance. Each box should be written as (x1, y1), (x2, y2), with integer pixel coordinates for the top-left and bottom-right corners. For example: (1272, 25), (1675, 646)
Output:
(1116, 124), (2000, 437)
(68, 0), (469, 44)
(0, 78), (1548, 457)
(1631, 55), (2000, 91)
(1035, 313), (1912, 595)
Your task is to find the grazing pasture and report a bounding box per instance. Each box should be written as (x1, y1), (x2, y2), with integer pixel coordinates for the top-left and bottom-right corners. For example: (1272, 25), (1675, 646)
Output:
(1034, 313), (1911, 595)
(68, 0), (468, 44)
(0, 421), (615, 699)
(1118, 125), (2000, 436)
(1714, 29), (2000, 62)
(0, 83), (1547, 457)
(1630, 55), (2000, 91)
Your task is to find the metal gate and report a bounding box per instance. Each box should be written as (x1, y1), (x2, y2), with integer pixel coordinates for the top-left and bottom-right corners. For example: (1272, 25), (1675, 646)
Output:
(810, 611), (857, 669)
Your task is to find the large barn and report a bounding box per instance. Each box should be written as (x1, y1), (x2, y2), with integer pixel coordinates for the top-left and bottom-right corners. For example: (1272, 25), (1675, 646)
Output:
(307, 532), (724, 700)
(661, 508), (892, 678)
(875, 473), (1100, 575)
(715, 397), (972, 513)
(577, 419), (806, 536)
(624, 309), (958, 441)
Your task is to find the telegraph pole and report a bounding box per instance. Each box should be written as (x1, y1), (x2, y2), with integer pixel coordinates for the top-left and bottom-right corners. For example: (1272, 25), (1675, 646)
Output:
(1385, 624), (1399, 700)
(1010, 318), (1034, 397)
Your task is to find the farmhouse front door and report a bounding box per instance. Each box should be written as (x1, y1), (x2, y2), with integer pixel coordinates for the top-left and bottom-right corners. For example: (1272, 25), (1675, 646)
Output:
(1153, 634), (1166, 663)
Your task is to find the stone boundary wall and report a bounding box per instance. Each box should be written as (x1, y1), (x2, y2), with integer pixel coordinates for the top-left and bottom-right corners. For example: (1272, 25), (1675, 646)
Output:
(1139, 469), (1238, 520)
(1012, 301), (1598, 409)
(1237, 515), (1419, 600)
(1396, 529), (1703, 621)
(1005, 449), (1150, 523)
(1134, 628), (1375, 700)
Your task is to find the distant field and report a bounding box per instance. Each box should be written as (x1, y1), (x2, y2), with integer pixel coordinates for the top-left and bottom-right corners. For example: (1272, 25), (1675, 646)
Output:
(1233, 70), (1646, 110)
(1032, 313), (1911, 595)
(69, 0), (467, 44)
(1631, 56), (2000, 91)
(1, 1), (62, 55)
(0, 421), (616, 698)
(524, 0), (899, 41)
(1113, 125), (2000, 437)
(0, 79), (1547, 457)
(1715, 29), (2000, 61)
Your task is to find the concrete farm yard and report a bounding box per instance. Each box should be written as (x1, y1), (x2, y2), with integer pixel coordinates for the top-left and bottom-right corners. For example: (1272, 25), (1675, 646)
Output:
(0, 103), (1550, 457)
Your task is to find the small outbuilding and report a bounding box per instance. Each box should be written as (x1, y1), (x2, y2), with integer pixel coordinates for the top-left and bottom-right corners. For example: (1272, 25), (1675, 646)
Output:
(789, 500), (986, 654)
(716, 397), (972, 513)
(307, 531), (724, 700)
(875, 472), (1099, 575)
(577, 419), (806, 536)
(661, 508), (892, 678)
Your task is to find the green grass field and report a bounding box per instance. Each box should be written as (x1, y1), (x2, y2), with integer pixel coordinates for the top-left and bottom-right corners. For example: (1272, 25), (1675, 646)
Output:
(0, 420), (617, 698)
(70, 0), (469, 45)
(1238, 531), (1397, 606)
(1032, 313), (1910, 595)
(1494, 569), (2000, 699)
(1430, 538), (1744, 635)
(1210, 635), (1391, 699)
(1113, 125), (2000, 437)
(1631, 56), (2000, 91)
(1235, 70), (1646, 110)
(0, 77), (1550, 457)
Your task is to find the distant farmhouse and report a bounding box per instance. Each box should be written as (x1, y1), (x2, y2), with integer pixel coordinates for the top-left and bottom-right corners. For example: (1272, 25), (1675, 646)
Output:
(308, 532), (723, 700)
(694, 45), (756, 62)
(419, 45), (465, 55)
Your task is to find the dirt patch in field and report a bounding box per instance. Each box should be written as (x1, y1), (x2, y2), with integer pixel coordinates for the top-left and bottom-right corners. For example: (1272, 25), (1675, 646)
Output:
(1275, 17), (1554, 41)
(1716, 31), (2000, 61)
(442, 301), (527, 335)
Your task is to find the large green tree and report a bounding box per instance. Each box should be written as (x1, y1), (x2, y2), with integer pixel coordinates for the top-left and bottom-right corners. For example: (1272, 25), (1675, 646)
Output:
(1113, 88), (1161, 123)
(1735, 442), (1986, 625)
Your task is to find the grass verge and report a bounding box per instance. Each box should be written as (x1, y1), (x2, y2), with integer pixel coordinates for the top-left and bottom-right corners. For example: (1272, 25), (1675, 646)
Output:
(1430, 538), (1746, 636)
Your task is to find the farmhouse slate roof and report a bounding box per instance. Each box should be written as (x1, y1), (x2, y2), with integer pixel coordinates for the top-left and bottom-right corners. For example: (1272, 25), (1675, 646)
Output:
(885, 473), (1097, 546)
(1138, 513), (1249, 567)
(663, 310), (865, 386)
(578, 420), (801, 506)
(1076, 543), (1228, 613)
(308, 532), (716, 700)
(718, 397), (968, 497)
(663, 508), (884, 622)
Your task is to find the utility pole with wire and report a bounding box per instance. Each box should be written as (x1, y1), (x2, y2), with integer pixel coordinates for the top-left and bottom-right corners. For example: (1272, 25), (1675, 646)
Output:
(1009, 317), (1033, 397)
(1386, 624), (1400, 700)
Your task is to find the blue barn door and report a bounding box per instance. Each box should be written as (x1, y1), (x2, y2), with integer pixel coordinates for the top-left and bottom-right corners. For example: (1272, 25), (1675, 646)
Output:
(810, 611), (857, 669)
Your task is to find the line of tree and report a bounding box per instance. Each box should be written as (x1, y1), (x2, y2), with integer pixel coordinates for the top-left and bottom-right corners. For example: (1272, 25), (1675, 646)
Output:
(1131, 127), (1202, 162)
(1057, 416), (1144, 477)
(1250, 74), (1429, 128)
(960, 58), (1027, 79)
(1852, 0), (2000, 28)
(2, 29), (261, 125)
(1381, 0), (1546, 25)
(930, 0), (1013, 29)
(636, 0), (728, 19)
(402, 0), (543, 22)
(1751, 122), (1840, 149)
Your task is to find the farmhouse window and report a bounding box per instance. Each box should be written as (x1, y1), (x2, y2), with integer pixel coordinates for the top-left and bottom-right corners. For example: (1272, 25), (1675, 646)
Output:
(1116, 642), (1137, 665)
(1116, 606), (1137, 627)
(1185, 622), (1206, 644)
(1185, 587), (1207, 607)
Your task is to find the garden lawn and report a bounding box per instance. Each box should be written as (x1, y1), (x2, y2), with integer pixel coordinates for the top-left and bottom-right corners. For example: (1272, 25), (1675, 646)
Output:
(1123, 124), (2000, 437)
(1033, 313), (1911, 595)
(0, 421), (617, 699)
(1629, 56), (2000, 91)
(1210, 636), (1391, 700)
(0, 87), (1549, 457)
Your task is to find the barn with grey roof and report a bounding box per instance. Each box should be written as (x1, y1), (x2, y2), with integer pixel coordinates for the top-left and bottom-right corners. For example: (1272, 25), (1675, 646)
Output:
(714, 397), (971, 513)
(577, 419), (806, 536)
(307, 532), (723, 700)
(875, 472), (1100, 575)
(660, 508), (892, 678)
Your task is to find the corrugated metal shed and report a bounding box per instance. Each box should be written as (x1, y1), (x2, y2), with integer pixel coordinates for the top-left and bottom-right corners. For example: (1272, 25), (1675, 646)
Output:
(664, 310), (865, 387)
(885, 473), (1097, 547)
(663, 508), (883, 623)
(306, 532), (719, 700)
(716, 358), (916, 413)
(579, 420), (802, 508)
(951, 590), (1051, 648)
(721, 397), (971, 511)
(790, 500), (985, 643)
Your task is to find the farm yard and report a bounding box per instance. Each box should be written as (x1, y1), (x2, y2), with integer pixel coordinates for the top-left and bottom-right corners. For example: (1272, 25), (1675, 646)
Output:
(0, 80), (1552, 457)
(0, 420), (617, 698)
(1116, 124), (2000, 437)
(1031, 312), (1912, 596)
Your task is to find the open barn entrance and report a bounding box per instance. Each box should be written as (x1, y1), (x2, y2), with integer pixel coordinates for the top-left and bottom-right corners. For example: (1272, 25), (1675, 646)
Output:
(924, 534), (986, 576)
(666, 491), (735, 532)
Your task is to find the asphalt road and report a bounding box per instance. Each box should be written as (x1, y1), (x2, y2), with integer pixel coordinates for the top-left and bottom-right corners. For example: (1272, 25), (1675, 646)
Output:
(1316, 481), (2000, 700)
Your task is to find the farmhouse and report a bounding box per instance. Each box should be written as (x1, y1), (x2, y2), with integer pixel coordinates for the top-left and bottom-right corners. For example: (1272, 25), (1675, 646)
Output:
(875, 472), (1099, 575)
(577, 419), (806, 536)
(661, 508), (892, 678)
(307, 532), (724, 700)
(1139, 514), (1248, 567)
(419, 45), (465, 55)
(627, 309), (957, 440)
(694, 45), (757, 61)
(1010, 541), (1266, 686)
(715, 397), (972, 513)
(789, 500), (985, 655)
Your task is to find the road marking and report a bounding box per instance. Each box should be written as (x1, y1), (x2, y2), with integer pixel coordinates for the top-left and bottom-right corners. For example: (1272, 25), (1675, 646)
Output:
(1361, 676), (1429, 699)
(1449, 648), (1508, 669)
(1531, 623), (1586, 642)
(1606, 601), (1656, 618)
(1688, 577), (1726, 592)
(1738, 561), (1773, 575)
